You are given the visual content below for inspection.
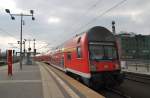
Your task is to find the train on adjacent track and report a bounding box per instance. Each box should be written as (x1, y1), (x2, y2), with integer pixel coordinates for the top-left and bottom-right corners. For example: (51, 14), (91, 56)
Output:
(35, 26), (124, 88)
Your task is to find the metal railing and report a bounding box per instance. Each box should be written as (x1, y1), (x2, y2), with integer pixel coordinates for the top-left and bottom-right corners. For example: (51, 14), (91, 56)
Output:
(121, 59), (150, 72)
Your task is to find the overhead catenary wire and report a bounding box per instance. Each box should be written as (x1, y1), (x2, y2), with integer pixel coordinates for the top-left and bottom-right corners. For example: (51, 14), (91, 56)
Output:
(55, 0), (102, 46)
(56, 0), (127, 48)
(0, 28), (20, 50)
(73, 0), (127, 34)
(0, 27), (17, 39)
(36, 43), (51, 50)
(8, 44), (20, 49)
(63, 0), (102, 33)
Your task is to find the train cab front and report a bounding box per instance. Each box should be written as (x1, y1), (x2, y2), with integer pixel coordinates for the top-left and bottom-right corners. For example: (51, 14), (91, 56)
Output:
(88, 42), (124, 87)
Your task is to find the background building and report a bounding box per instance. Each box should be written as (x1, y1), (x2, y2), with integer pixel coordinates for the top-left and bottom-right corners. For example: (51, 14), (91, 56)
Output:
(117, 32), (150, 60)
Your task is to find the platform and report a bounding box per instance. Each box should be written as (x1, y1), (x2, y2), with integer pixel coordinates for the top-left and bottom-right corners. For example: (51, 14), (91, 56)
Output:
(0, 63), (43, 98)
(0, 62), (104, 98)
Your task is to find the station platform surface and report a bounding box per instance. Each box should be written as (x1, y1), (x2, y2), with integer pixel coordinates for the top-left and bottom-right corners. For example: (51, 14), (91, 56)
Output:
(0, 62), (104, 98)
(0, 63), (43, 98)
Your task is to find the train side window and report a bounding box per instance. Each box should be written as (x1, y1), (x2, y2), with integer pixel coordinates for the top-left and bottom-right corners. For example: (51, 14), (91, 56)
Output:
(77, 47), (82, 58)
(67, 53), (71, 60)
(77, 37), (81, 44)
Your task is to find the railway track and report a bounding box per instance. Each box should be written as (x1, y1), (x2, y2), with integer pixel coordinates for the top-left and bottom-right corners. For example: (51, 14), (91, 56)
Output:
(104, 87), (131, 98)
(124, 72), (150, 84)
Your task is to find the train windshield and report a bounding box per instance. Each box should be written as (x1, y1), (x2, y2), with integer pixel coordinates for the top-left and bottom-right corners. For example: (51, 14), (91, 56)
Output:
(89, 44), (117, 61)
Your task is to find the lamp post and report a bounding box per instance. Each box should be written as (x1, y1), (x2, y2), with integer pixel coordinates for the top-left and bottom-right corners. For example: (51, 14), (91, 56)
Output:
(33, 39), (36, 56)
(5, 9), (35, 70)
(28, 39), (31, 52)
(23, 39), (26, 56)
(112, 21), (116, 34)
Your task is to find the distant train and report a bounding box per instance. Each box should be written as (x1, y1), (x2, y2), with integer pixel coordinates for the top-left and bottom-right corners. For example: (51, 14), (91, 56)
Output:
(35, 26), (124, 88)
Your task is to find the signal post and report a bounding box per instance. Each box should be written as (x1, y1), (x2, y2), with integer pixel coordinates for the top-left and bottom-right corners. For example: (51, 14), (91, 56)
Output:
(7, 50), (13, 76)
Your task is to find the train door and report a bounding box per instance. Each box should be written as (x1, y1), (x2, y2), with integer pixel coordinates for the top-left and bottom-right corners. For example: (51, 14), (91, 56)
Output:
(66, 52), (72, 67)
(60, 53), (65, 68)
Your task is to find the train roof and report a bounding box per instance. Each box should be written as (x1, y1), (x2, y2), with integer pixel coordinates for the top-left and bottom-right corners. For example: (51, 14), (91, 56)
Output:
(55, 26), (115, 49)
(87, 26), (115, 42)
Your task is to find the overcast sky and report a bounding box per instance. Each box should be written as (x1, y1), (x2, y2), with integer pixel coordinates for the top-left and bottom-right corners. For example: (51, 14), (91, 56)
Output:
(0, 0), (150, 53)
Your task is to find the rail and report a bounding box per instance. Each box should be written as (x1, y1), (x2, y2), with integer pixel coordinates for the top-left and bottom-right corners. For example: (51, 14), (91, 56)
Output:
(105, 87), (131, 98)
(125, 72), (150, 84)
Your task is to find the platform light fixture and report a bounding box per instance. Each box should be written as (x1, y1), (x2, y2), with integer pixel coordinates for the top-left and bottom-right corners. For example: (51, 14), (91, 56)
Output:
(5, 9), (35, 70)
(5, 9), (15, 20)
(5, 9), (10, 13)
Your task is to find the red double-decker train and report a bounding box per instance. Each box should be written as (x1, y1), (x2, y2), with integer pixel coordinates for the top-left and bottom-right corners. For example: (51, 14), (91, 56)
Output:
(36, 26), (124, 87)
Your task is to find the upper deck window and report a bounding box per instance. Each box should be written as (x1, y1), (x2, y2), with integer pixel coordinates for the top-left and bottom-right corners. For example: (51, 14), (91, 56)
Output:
(77, 47), (82, 58)
(77, 37), (81, 44)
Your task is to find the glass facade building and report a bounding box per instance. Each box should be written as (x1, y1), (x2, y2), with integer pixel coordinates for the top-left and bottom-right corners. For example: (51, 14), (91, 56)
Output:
(117, 33), (150, 60)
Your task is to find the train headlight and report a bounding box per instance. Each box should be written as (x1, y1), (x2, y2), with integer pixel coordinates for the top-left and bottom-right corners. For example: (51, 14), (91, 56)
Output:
(90, 65), (96, 71)
(104, 65), (109, 69)
(115, 64), (120, 69)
